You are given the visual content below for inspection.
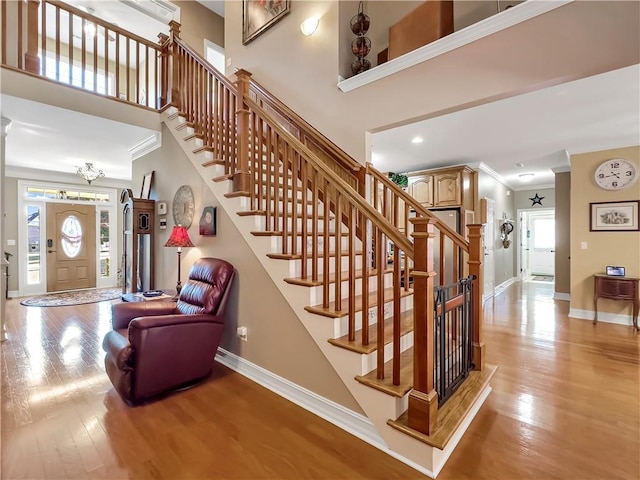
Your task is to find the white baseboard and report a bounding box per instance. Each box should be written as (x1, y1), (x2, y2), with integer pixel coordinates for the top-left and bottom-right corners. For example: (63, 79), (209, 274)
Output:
(569, 308), (635, 327)
(494, 277), (517, 296)
(7, 290), (19, 299)
(214, 348), (437, 478)
(554, 292), (570, 301)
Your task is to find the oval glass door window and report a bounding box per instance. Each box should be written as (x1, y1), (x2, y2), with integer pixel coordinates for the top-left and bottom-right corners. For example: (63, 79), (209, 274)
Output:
(61, 215), (83, 258)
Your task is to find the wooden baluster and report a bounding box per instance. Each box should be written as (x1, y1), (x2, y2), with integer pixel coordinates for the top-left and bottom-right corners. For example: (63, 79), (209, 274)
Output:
(291, 147), (299, 257)
(265, 125), (274, 230)
(68, 12), (73, 84)
(234, 68), (252, 193)
(361, 216), (369, 346)
(156, 33), (167, 107)
(322, 177), (330, 309)
(145, 44), (149, 107)
(334, 189), (342, 312)
(300, 155), (309, 280)
(439, 231), (445, 286)
(93, 24), (98, 91)
(25, 0), (40, 73)
(167, 20), (180, 107)
(54, 5), (60, 80)
(467, 224), (485, 371)
(348, 203), (356, 342)
(311, 167), (319, 282)
(376, 227), (385, 379)
(393, 243), (401, 385)
(104, 26), (109, 95)
(40, 0), (46, 75)
(124, 36), (129, 102)
(408, 217), (438, 435)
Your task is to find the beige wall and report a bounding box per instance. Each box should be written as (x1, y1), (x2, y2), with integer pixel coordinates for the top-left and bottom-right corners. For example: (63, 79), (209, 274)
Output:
(132, 124), (362, 413)
(477, 169), (516, 285)
(224, 1), (638, 168)
(555, 172), (570, 295)
(514, 187), (555, 210)
(175, 0), (224, 56)
(570, 146), (640, 317)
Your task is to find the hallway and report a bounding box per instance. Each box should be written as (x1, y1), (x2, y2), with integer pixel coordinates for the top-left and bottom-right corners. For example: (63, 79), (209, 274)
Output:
(1, 282), (638, 479)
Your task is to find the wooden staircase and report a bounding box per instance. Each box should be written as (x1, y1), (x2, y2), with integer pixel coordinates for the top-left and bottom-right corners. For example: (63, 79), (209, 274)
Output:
(2, 3), (494, 473)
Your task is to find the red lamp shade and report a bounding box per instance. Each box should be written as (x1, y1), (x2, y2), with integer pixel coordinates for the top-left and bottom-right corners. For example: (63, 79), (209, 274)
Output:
(164, 225), (194, 248)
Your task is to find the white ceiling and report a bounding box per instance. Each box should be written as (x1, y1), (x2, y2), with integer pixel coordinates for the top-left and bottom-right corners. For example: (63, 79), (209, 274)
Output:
(1, 94), (158, 181)
(195, 0), (224, 18)
(371, 64), (640, 190)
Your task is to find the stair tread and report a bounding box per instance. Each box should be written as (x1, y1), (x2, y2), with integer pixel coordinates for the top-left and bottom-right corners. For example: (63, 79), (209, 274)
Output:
(387, 365), (497, 449)
(305, 287), (414, 319)
(355, 348), (414, 398)
(267, 250), (363, 260)
(329, 308), (413, 354)
(213, 174), (233, 182)
(285, 267), (392, 287)
(201, 157), (223, 166)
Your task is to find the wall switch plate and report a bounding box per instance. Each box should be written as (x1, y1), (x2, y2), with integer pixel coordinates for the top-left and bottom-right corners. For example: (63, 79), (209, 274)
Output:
(7, 239), (15, 246)
(157, 201), (167, 215)
(580, 242), (587, 249)
(159, 218), (167, 230)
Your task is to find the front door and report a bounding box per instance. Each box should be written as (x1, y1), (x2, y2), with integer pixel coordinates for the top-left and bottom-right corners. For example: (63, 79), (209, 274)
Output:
(46, 203), (96, 292)
(530, 214), (555, 276)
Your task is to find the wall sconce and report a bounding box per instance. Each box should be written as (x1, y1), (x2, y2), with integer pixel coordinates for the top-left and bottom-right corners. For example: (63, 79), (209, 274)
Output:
(300, 16), (320, 36)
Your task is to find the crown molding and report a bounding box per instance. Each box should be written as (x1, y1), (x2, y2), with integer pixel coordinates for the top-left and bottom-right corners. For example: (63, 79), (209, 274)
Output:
(0, 117), (12, 135)
(337, 0), (574, 93)
(551, 166), (571, 174)
(511, 183), (555, 192)
(469, 161), (509, 186)
(129, 131), (162, 160)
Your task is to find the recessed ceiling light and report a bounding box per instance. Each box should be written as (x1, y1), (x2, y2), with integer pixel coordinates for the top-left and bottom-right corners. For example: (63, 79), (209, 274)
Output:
(515, 162), (525, 168)
(411, 136), (423, 144)
(518, 173), (535, 182)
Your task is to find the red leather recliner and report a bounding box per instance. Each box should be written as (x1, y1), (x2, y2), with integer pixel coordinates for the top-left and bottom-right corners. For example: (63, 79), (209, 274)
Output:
(102, 258), (235, 405)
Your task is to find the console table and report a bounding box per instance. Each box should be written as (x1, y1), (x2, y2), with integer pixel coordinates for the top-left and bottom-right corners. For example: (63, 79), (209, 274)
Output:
(593, 274), (640, 331)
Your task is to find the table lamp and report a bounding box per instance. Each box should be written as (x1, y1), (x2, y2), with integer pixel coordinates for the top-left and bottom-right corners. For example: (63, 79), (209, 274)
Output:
(164, 225), (194, 295)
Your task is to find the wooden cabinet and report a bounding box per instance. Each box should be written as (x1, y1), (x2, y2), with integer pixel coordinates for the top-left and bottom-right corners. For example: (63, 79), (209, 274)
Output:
(407, 166), (475, 210)
(593, 274), (639, 330)
(121, 189), (155, 294)
(409, 176), (433, 207)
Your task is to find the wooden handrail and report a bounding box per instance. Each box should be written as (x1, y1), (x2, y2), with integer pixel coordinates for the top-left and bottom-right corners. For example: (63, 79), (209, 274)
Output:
(367, 163), (469, 251)
(173, 37), (236, 92)
(249, 79), (363, 175)
(46, 0), (161, 49)
(244, 95), (412, 256)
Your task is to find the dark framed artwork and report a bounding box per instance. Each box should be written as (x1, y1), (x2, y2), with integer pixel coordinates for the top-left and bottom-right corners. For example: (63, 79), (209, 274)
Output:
(140, 171), (154, 199)
(199, 206), (217, 236)
(589, 200), (639, 232)
(243, 0), (290, 45)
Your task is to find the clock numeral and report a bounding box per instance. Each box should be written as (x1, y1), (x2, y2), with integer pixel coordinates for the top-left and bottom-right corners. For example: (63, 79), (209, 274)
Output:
(611, 162), (620, 168)
(612, 181), (618, 187)
(626, 171), (632, 176)
(598, 174), (605, 179)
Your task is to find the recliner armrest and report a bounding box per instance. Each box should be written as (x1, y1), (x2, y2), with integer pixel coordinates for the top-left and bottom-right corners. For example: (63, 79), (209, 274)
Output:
(111, 301), (178, 330)
(102, 331), (134, 370)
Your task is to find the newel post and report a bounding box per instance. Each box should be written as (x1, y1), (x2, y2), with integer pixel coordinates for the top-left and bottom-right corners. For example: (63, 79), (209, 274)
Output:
(167, 20), (181, 108)
(157, 33), (169, 108)
(234, 68), (252, 192)
(25, 0), (40, 74)
(407, 217), (438, 435)
(467, 223), (485, 371)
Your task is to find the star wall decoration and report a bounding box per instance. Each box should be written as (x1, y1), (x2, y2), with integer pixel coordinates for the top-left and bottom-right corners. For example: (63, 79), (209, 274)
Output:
(529, 193), (545, 206)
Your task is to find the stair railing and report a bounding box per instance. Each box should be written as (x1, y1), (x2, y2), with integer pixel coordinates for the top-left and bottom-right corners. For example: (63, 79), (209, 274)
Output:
(1, 0), (164, 109)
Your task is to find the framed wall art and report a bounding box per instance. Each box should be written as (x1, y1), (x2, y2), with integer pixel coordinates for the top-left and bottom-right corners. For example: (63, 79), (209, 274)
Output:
(243, 0), (290, 45)
(589, 200), (639, 232)
(140, 171), (154, 199)
(199, 206), (217, 236)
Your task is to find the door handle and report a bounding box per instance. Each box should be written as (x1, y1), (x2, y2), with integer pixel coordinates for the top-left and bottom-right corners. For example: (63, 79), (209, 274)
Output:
(47, 250), (56, 253)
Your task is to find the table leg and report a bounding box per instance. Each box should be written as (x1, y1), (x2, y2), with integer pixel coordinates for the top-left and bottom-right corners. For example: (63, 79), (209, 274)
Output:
(593, 296), (598, 325)
(633, 300), (639, 332)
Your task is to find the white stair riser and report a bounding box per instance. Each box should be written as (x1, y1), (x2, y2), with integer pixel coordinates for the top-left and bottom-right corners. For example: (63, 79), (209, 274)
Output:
(361, 331), (414, 376)
(289, 254), (364, 277)
(269, 234), (359, 254)
(309, 271), (398, 305)
(333, 295), (414, 338)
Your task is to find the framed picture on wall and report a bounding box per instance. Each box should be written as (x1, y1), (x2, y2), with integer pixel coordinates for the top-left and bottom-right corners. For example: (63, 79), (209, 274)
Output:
(199, 206), (217, 236)
(140, 171), (154, 199)
(590, 200), (639, 232)
(243, 0), (290, 45)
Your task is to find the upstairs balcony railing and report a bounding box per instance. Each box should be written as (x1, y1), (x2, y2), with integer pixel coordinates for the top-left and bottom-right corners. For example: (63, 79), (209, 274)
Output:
(1, 0), (164, 109)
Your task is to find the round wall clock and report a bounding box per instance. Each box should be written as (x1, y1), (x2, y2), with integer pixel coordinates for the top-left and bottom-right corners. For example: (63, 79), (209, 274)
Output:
(594, 158), (638, 190)
(172, 185), (195, 228)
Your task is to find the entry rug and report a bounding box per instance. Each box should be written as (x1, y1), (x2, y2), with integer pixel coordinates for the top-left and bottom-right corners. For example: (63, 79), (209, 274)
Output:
(20, 288), (122, 307)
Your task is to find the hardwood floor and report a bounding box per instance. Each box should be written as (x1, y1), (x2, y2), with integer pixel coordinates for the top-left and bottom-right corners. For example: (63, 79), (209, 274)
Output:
(1, 282), (639, 479)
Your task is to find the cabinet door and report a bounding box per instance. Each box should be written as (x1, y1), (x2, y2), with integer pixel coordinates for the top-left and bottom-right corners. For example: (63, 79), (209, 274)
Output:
(434, 172), (461, 207)
(409, 176), (433, 207)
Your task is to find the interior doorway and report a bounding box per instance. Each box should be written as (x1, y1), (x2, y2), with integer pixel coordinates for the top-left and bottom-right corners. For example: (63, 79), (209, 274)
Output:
(205, 40), (225, 74)
(518, 208), (555, 283)
(481, 198), (495, 301)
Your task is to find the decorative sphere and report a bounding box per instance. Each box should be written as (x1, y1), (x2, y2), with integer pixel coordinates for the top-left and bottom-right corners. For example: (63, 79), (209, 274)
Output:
(351, 37), (371, 57)
(351, 58), (371, 76)
(350, 12), (370, 35)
